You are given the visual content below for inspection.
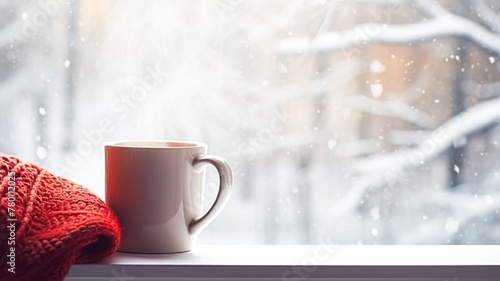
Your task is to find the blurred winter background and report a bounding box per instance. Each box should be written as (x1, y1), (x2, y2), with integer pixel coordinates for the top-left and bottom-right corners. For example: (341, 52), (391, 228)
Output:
(1, 0), (500, 244)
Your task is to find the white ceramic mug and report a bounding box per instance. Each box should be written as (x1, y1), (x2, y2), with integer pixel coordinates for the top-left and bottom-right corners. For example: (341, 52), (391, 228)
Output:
(104, 141), (233, 253)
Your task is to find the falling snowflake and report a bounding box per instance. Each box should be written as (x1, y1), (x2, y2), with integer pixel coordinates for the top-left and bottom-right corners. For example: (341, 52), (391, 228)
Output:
(370, 83), (383, 98)
(38, 107), (46, 116)
(36, 146), (47, 160)
(370, 60), (386, 74)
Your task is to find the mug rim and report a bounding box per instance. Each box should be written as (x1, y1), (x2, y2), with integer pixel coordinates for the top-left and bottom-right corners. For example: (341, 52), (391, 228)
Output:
(104, 140), (207, 149)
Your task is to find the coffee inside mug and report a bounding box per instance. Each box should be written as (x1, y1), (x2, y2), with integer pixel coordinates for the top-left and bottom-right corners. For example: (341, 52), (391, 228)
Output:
(110, 141), (204, 148)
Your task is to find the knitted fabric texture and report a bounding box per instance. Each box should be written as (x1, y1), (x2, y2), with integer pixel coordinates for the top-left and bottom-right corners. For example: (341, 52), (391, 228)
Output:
(0, 153), (121, 281)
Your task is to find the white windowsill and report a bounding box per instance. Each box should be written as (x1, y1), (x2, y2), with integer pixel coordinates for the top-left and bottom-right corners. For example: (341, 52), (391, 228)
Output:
(66, 245), (500, 280)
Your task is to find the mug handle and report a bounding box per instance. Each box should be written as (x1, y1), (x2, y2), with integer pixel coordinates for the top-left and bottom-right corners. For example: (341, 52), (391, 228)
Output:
(189, 155), (234, 235)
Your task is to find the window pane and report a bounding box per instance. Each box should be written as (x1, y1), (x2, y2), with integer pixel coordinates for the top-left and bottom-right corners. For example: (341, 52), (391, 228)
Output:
(1, 0), (499, 244)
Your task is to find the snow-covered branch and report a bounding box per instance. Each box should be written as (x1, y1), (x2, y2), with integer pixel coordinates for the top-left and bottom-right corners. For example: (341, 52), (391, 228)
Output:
(329, 96), (500, 216)
(357, 96), (500, 174)
(277, 15), (500, 56)
(343, 94), (435, 128)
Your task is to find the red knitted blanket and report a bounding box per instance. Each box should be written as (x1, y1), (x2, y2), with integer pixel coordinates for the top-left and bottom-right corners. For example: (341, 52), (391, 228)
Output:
(0, 153), (121, 281)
